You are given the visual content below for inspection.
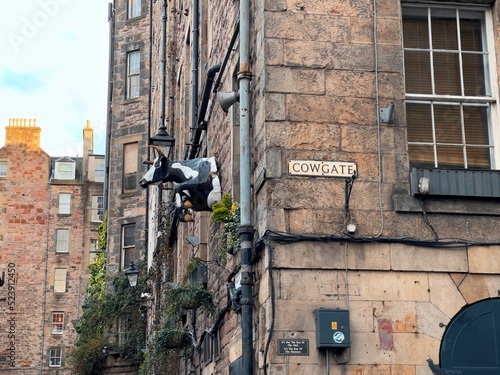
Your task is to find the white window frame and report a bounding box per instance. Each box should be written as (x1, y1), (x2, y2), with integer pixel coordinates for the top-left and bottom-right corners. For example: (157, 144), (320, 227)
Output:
(128, 0), (141, 18)
(94, 158), (105, 182)
(54, 268), (67, 293)
(54, 162), (76, 180)
(56, 229), (69, 253)
(0, 161), (7, 177)
(403, 3), (500, 170)
(91, 196), (104, 222)
(51, 312), (64, 334)
(127, 51), (140, 99)
(58, 193), (71, 214)
(49, 348), (62, 367)
(121, 224), (135, 270)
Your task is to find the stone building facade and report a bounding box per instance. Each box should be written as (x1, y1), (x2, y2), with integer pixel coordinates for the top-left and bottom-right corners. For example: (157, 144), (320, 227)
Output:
(106, 0), (500, 374)
(0, 119), (104, 374)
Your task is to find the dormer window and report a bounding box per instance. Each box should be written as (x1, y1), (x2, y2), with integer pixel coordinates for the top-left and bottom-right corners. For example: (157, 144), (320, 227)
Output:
(54, 160), (76, 180)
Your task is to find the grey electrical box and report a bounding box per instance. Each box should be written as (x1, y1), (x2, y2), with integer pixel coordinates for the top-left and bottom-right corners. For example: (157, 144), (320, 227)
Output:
(315, 308), (351, 349)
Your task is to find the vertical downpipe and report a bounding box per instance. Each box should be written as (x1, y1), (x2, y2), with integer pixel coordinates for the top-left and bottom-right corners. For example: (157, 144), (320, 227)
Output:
(191, 0), (199, 139)
(239, 0), (254, 373)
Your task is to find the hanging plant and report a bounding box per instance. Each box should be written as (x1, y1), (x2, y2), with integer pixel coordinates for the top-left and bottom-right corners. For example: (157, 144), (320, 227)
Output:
(210, 193), (240, 264)
(165, 283), (216, 318)
(154, 328), (192, 350)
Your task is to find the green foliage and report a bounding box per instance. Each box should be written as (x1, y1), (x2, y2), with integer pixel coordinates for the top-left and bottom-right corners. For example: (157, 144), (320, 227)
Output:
(210, 193), (240, 264)
(70, 337), (106, 375)
(165, 283), (216, 319)
(71, 211), (146, 374)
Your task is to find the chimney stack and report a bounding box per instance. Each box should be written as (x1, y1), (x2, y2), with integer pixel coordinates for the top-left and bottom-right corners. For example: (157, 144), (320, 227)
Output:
(5, 118), (42, 150)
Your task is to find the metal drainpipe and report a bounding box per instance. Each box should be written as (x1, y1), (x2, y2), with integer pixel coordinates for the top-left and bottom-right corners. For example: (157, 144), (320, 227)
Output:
(103, 2), (115, 211)
(239, 0), (254, 373)
(191, 0), (199, 147)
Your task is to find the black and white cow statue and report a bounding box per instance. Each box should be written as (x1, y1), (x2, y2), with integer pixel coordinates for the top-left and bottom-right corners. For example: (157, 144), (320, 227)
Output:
(139, 145), (222, 222)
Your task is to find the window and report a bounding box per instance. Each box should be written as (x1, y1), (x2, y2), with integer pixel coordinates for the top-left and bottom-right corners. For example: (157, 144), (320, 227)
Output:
(127, 51), (140, 99)
(91, 196), (104, 222)
(54, 268), (67, 293)
(123, 142), (138, 192)
(58, 193), (71, 214)
(121, 224), (135, 270)
(49, 348), (62, 367)
(51, 312), (64, 334)
(403, 5), (497, 170)
(56, 229), (69, 253)
(89, 239), (100, 263)
(0, 161), (7, 177)
(94, 158), (105, 182)
(118, 315), (132, 345)
(128, 0), (141, 18)
(54, 161), (76, 179)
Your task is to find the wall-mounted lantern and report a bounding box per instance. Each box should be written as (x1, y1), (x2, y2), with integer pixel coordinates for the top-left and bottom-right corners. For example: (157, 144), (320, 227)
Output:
(125, 262), (139, 287)
(150, 124), (175, 159)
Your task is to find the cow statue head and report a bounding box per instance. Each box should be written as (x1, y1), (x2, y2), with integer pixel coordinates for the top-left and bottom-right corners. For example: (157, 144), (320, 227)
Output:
(140, 146), (222, 222)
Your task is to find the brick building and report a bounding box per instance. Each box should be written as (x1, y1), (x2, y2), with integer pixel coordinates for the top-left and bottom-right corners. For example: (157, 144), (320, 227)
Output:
(0, 119), (104, 374)
(105, 0), (500, 374)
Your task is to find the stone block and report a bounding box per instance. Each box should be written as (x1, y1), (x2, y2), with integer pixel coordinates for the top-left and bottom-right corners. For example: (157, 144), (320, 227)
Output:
(458, 274), (489, 304)
(349, 271), (429, 302)
(468, 245), (500, 274)
(265, 93), (286, 121)
(390, 244), (468, 272)
(415, 302), (448, 340)
(266, 66), (325, 94)
(325, 70), (376, 98)
(265, 122), (341, 151)
(428, 273), (465, 318)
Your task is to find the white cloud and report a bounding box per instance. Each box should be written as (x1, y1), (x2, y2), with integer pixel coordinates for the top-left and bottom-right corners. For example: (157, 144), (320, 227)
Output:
(0, 0), (109, 157)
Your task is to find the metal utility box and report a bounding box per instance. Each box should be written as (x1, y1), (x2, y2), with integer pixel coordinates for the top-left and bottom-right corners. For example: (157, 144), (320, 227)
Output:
(315, 308), (351, 349)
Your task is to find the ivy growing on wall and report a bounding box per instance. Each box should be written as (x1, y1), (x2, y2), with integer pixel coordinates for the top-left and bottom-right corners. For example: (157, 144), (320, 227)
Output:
(70, 212), (146, 374)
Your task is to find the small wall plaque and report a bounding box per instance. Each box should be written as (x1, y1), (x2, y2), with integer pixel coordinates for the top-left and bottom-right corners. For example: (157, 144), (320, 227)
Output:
(277, 339), (309, 356)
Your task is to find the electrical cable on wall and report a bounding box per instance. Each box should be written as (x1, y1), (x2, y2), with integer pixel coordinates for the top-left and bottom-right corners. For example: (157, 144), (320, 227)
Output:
(262, 240), (276, 375)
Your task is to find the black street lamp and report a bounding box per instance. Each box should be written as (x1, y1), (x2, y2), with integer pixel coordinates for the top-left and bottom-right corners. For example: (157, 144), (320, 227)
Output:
(125, 262), (139, 287)
(150, 124), (175, 159)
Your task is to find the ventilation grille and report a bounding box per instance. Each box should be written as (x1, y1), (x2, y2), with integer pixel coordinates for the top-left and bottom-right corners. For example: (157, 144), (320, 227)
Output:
(411, 168), (500, 198)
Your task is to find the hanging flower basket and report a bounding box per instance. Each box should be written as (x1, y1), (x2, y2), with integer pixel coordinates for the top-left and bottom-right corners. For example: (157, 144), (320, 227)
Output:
(177, 288), (203, 310)
(155, 328), (192, 350)
(166, 284), (216, 317)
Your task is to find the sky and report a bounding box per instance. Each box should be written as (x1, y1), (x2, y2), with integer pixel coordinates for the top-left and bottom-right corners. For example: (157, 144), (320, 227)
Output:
(0, 0), (110, 157)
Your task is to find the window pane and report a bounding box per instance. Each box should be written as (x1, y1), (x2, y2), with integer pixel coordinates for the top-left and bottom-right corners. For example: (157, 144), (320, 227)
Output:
(434, 104), (462, 144)
(431, 14), (458, 50)
(460, 16), (483, 52)
(407, 103), (433, 143)
(464, 106), (488, 145)
(403, 16), (429, 49)
(462, 54), (486, 96)
(91, 196), (104, 222)
(55, 162), (76, 180)
(123, 225), (135, 247)
(129, 0), (141, 18)
(94, 158), (105, 182)
(404, 51), (432, 94)
(54, 269), (67, 293)
(433, 52), (461, 95)
(56, 230), (69, 253)
(52, 312), (64, 334)
(58, 193), (71, 214)
(437, 145), (464, 167)
(49, 348), (62, 367)
(0, 161), (7, 177)
(408, 144), (435, 167)
(467, 147), (491, 169)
